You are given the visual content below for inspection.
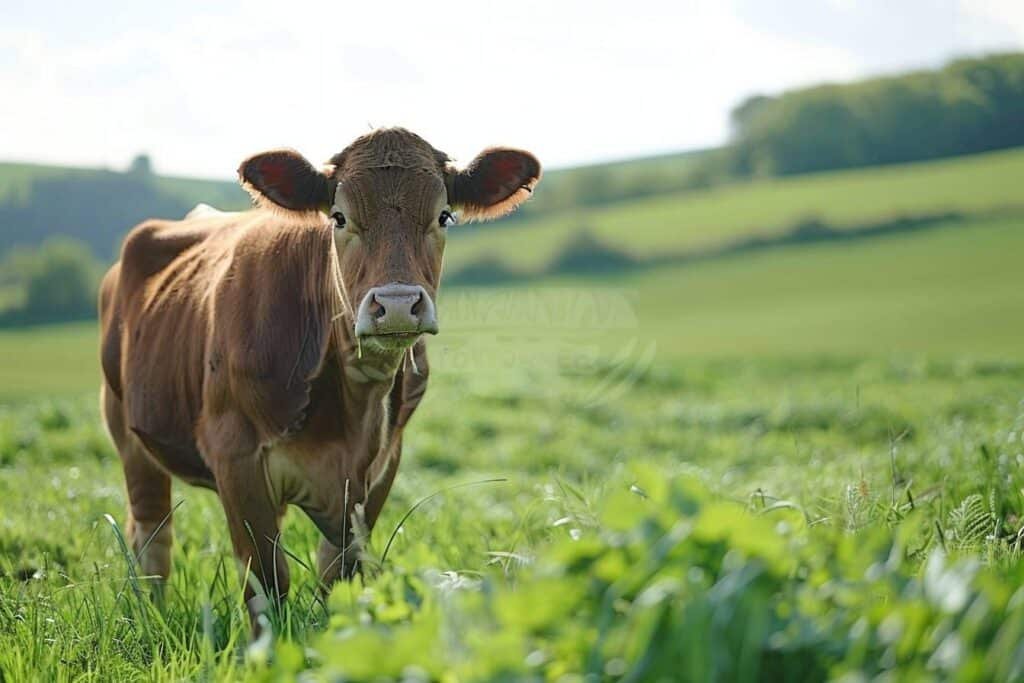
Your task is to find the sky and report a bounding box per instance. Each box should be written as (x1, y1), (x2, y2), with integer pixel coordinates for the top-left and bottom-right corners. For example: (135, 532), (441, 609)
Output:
(1, 0), (1022, 179)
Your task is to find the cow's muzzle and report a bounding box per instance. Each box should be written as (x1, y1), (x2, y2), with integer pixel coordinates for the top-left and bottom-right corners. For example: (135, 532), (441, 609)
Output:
(354, 283), (438, 339)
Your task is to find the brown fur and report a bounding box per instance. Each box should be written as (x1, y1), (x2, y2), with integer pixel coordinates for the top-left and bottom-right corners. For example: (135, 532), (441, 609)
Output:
(99, 128), (539, 632)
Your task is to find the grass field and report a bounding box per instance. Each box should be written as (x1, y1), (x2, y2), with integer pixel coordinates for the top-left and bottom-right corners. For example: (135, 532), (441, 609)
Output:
(2, 338), (1023, 679)
(6, 211), (1018, 394)
(0, 322), (99, 401)
(2, 146), (1024, 679)
(2, 246), (1023, 678)
(446, 146), (1024, 270)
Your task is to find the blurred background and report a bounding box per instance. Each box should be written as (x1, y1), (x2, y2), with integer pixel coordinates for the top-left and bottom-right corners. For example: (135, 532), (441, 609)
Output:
(1, 0), (1023, 396)
(5, 5), (1024, 678)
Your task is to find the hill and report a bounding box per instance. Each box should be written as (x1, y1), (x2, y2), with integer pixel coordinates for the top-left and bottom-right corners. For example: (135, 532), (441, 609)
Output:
(444, 146), (1024, 276)
(0, 160), (249, 209)
(0, 148), (707, 261)
(2, 144), (1022, 345)
(2, 52), (1021, 265)
(0, 161), (249, 258)
(7, 209), (1021, 399)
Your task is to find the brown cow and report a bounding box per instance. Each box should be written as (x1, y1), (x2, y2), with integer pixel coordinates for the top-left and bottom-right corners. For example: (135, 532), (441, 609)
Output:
(99, 127), (540, 629)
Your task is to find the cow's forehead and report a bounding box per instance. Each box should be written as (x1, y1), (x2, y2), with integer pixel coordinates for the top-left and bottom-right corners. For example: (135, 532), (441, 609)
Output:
(330, 128), (449, 176)
(338, 167), (446, 218)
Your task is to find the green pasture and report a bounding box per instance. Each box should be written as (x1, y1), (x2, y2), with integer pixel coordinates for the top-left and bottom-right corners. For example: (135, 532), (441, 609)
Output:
(2, 209), (1021, 400)
(0, 322), (99, 401)
(445, 146), (1024, 270)
(2, 147), (1024, 680)
(1, 343), (1023, 679)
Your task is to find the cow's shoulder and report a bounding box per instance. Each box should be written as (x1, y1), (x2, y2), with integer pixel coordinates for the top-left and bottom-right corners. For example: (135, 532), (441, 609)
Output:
(205, 216), (337, 441)
(118, 217), (224, 289)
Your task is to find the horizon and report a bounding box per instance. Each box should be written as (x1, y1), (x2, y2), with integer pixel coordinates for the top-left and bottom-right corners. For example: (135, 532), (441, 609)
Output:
(3, 0), (1023, 179)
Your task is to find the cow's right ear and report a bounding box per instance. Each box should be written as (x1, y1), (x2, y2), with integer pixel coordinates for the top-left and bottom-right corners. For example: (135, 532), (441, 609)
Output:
(447, 148), (541, 221)
(238, 149), (333, 213)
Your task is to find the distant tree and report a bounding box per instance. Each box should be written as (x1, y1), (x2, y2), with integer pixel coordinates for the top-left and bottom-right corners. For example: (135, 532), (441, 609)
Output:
(0, 238), (101, 326)
(0, 245), (37, 287)
(715, 52), (1024, 178)
(129, 154), (153, 175)
(730, 94), (774, 136)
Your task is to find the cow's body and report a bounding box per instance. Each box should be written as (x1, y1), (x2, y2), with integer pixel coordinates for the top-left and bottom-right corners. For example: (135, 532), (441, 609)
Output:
(101, 209), (428, 594)
(98, 127), (539, 631)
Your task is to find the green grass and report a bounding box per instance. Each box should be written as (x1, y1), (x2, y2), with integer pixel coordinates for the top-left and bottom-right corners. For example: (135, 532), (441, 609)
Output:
(435, 214), (1024, 362)
(617, 214), (1024, 357)
(2, 222), (1023, 677)
(1, 348), (1023, 679)
(3, 148), (1024, 679)
(446, 146), (1024, 270)
(0, 322), (99, 401)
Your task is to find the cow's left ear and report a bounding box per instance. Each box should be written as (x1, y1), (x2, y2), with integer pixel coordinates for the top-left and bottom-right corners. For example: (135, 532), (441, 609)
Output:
(448, 148), (541, 221)
(238, 149), (333, 213)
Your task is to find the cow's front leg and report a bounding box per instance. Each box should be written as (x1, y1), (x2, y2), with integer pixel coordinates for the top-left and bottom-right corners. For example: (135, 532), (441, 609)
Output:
(217, 458), (289, 631)
(316, 535), (360, 588)
(203, 414), (288, 633)
(364, 438), (403, 534)
(317, 442), (403, 590)
(315, 487), (366, 591)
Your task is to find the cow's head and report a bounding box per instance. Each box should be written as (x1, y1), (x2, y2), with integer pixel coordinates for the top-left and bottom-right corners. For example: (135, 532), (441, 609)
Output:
(238, 128), (540, 353)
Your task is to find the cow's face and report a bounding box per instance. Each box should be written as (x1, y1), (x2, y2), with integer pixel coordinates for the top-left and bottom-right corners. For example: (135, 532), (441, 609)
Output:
(238, 128), (540, 353)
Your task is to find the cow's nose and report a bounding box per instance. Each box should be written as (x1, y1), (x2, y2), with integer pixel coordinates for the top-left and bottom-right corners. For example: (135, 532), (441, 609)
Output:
(354, 283), (438, 338)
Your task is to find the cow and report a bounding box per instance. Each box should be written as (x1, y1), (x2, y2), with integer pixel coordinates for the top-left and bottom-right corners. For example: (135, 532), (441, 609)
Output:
(98, 127), (540, 630)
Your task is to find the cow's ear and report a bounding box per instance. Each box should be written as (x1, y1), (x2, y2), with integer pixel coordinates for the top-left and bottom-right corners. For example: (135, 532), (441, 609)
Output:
(448, 148), (541, 221)
(238, 149), (332, 213)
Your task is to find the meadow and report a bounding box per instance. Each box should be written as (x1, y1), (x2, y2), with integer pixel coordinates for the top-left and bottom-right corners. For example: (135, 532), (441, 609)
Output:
(445, 146), (1024, 270)
(1, 147), (1023, 680)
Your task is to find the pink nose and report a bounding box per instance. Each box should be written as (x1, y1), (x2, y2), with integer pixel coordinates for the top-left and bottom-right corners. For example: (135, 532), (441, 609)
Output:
(354, 283), (438, 337)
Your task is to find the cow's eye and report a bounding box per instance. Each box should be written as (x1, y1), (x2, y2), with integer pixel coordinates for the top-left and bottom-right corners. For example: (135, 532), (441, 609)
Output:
(439, 210), (456, 228)
(331, 210), (346, 228)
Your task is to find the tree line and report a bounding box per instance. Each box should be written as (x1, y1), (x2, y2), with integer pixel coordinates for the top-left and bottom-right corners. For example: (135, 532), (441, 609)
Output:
(502, 53), (1024, 222)
(713, 52), (1024, 178)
